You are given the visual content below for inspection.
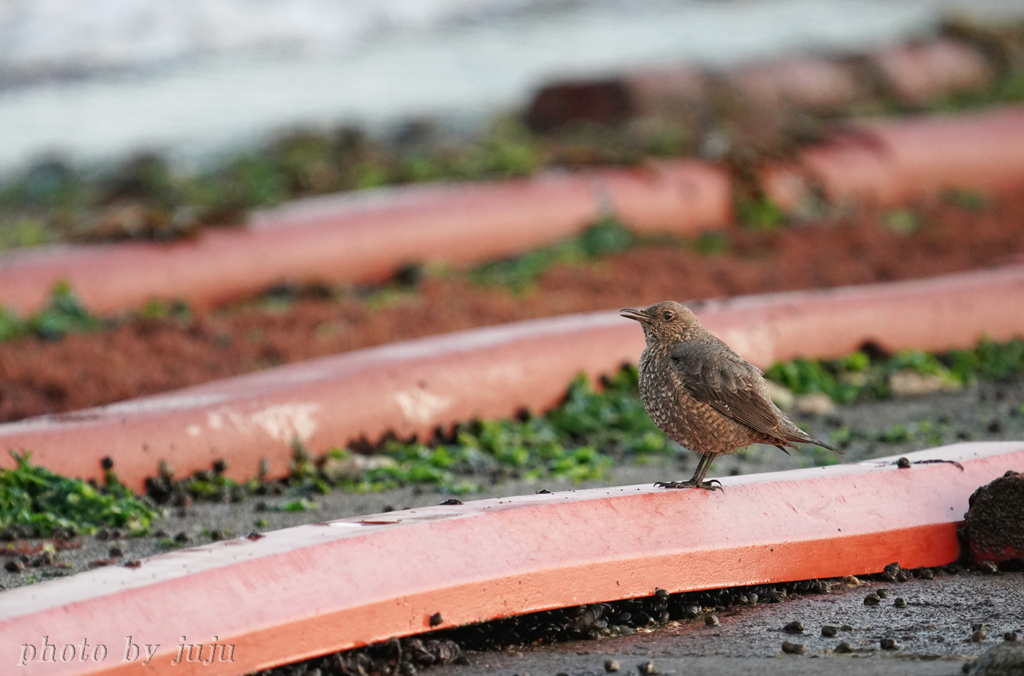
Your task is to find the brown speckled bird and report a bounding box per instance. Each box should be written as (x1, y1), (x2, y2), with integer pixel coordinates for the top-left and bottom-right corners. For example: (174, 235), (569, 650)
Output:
(621, 300), (837, 491)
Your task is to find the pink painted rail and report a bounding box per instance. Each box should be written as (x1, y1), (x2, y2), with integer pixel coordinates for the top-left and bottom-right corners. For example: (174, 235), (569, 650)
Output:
(2, 442), (1021, 676)
(0, 161), (730, 316)
(1, 264), (1022, 492)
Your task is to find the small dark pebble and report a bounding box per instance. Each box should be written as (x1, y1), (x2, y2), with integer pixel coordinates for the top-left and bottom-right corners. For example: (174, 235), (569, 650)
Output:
(781, 641), (805, 655)
(705, 614), (720, 627)
(876, 588), (889, 598)
(897, 457), (911, 469)
(1005, 632), (1020, 642)
(747, 593), (758, 606)
(841, 624), (854, 632)
(246, 530), (265, 541)
(894, 598), (907, 607)
(883, 562), (901, 581)
(620, 627), (636, 636)
(917, 568), (934, 580)
(535, 489), (552, 494)
(654, 587), (669, 599)
(101, 456), (114, 470)
(152, 529), (168, 538)
(973, 629), (988, 642)
(881, 638), (899, 650)
(108, 546), (124, 558)
(438, 499), (463, 506)
(174, 532), (190, 544)
(637, 661), (658, 675)
(979, 561), (999, 574)
(123, 559), (141, 568)
(96, 528), (110, 541)
(109, 528), (122, 540)
(987, 419), (1003, 434)
(835, 642), (853, 653)
(821, 625), (839, 637)
(213, 459), (227, 474)
(682, 605), (701, 619)
(429, 612), (443, 627)
(605, 659), (620, 672)
(4, 559), (23, 573)
(864, 593), (881, 606)
(209, 530), (225, 542)
(784, 621), (804, 634)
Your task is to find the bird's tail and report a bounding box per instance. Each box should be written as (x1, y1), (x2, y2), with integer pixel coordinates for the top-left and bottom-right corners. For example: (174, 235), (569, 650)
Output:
(787, 430), (840, 454)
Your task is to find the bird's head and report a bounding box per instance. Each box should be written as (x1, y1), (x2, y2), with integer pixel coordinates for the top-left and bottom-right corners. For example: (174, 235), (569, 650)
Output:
(620, 301), (701, 345)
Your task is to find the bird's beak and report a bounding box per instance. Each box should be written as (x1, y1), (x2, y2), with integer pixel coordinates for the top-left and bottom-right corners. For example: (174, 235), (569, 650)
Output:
(619, 308), (647, 323)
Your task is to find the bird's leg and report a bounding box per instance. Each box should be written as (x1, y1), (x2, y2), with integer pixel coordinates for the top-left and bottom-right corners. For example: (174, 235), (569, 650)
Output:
(655, 453), (723, 491)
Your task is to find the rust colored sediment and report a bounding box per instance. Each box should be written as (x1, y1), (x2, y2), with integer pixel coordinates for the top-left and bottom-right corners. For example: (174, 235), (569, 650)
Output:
(0, 163), (728, 316)
(0, 265), (1022, 492)
(2, 442), (1021, 676)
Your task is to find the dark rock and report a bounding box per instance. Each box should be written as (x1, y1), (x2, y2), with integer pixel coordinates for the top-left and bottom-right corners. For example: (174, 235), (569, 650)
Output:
(961, 471), (1024, 565)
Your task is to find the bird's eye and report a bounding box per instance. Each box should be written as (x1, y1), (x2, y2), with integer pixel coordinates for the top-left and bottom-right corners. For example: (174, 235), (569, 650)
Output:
(661, 310), (674, 321)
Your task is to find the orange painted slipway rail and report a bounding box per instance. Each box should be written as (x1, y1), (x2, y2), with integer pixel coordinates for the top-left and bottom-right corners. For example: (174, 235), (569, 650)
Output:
(0, 161), (730, 316)
(2, 442), (1022, 676)
(1, 264), (1023, 493)
(1, 107), (1024, 317)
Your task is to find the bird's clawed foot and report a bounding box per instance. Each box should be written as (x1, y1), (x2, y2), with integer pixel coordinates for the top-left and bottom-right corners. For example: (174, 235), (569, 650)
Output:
(654, 479), (723, 492)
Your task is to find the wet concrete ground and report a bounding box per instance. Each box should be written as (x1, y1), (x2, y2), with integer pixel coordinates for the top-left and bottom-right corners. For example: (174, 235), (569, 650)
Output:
(430, 571), (1024, 676)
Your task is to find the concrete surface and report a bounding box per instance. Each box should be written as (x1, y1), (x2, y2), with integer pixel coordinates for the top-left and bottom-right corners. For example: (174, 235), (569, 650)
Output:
(431, 571), (1023, 676)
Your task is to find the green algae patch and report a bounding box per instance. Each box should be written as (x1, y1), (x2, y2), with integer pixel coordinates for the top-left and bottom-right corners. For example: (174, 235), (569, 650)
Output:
(0, 452), (158, 536)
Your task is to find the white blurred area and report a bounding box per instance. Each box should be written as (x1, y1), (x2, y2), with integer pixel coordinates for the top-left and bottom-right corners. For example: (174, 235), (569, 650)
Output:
(0, 0), (558, 77)
(0, 0), (1022, 173)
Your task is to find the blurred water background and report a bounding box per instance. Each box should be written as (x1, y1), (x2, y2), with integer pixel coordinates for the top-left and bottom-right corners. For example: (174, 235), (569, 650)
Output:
(1, 0), (1022, 174)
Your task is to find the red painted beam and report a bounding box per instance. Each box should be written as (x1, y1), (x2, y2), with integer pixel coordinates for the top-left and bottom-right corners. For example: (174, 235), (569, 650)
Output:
(2, 442), (1021, 676)
(1, 265), (1022, 492)
(0, 161), (729, 316)
(803, 106), (1024, 207)
(3, 107), (1024, 319)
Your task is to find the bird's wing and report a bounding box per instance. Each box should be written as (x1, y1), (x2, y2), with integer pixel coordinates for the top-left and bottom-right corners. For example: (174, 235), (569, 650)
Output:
(670, 340), (783, 439)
